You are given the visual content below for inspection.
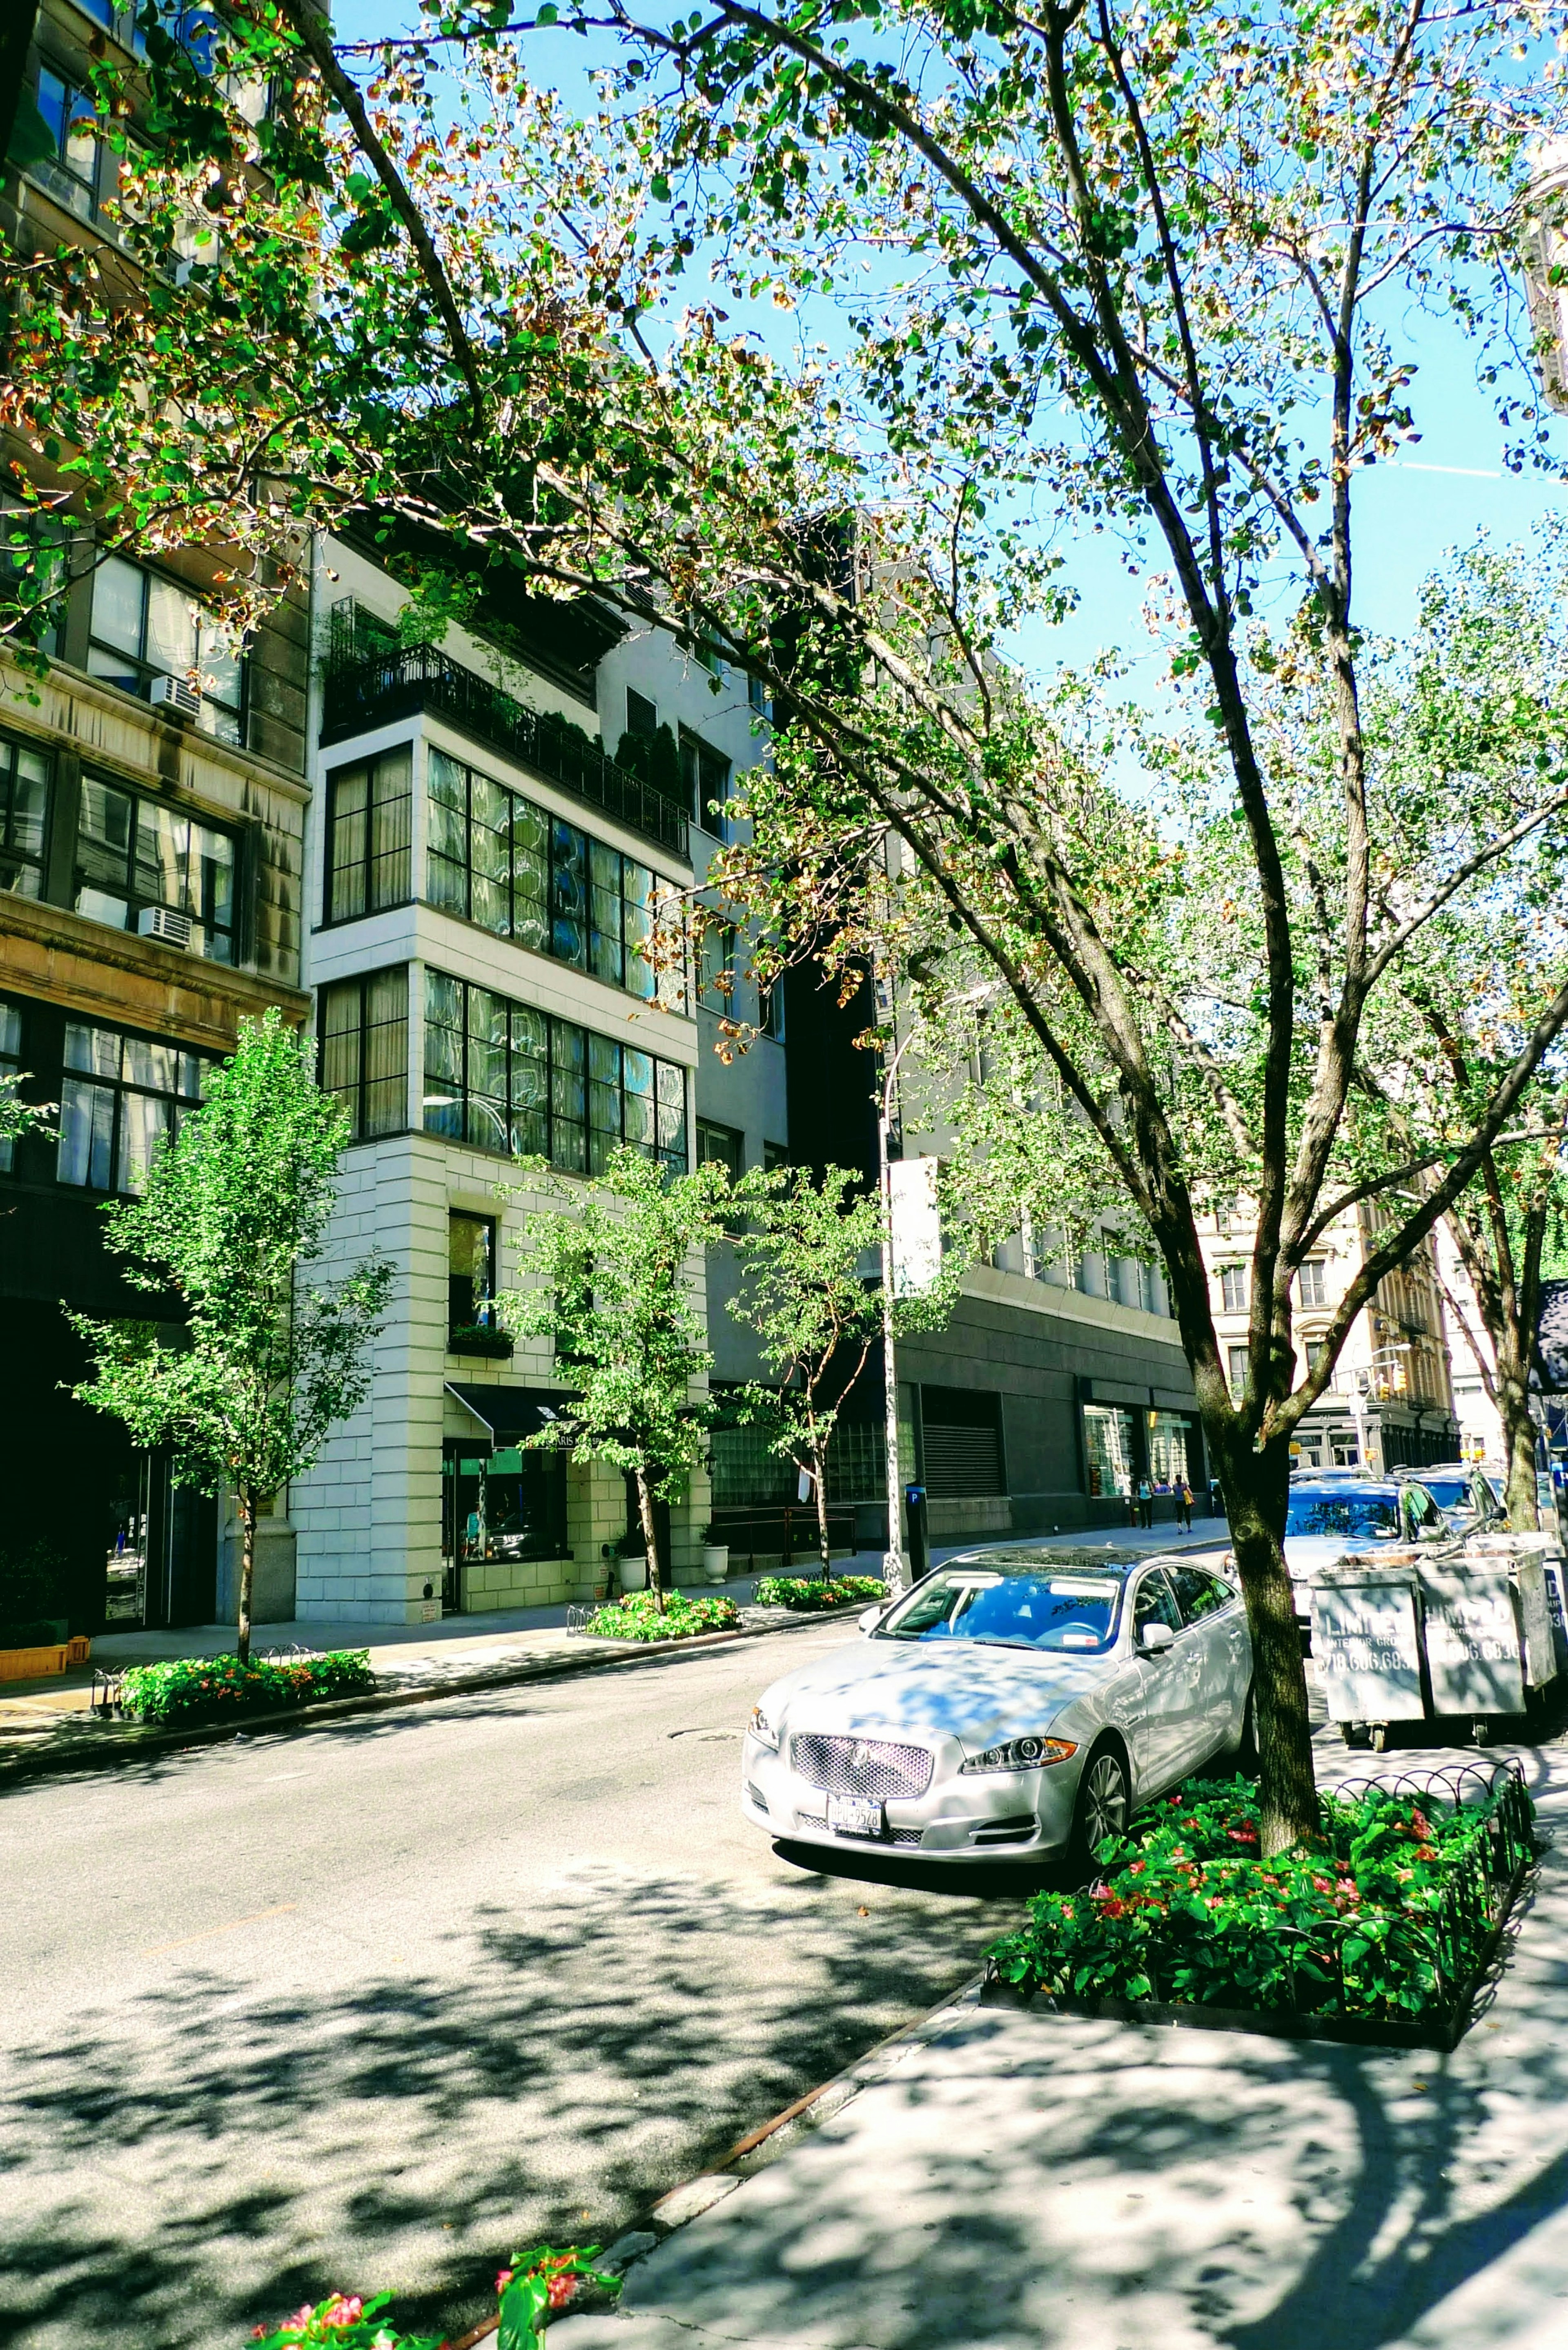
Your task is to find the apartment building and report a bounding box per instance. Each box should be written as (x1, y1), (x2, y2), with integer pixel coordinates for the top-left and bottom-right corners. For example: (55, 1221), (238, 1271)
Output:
(0, 0), (312, 1635)
(1196, 1205), (1459, 1473)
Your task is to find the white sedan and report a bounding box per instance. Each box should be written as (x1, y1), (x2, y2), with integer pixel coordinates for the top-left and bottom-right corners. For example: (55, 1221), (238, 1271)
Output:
(741, 1547), (1253, 1868)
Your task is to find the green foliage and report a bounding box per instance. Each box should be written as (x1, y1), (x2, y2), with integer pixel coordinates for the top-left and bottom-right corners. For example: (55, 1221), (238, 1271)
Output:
(499, 1147), (731, 1601)
(987, 1775), (1533, 2024)
(753, 1574), (887, 1610)
(0, 1070), (53, 1148)
(0, 1538), (67, 1628)
(496, 2245), (623, 2348)
(249, 2290), (441, 2348)
(120, 1650), (374, 1728)
(0, 1620), (67, 1651)
(584, 1589), (739, 1641)
(613, 724), (684, 805)
(67, 1012), (393, 1659)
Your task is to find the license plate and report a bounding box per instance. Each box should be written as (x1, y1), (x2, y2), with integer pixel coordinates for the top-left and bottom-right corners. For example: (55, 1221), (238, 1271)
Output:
(827, 1793), (884, 1838)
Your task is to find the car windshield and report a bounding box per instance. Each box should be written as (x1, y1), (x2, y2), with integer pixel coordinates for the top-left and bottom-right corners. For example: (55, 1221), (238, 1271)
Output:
(1418, 1474), (1470, 1510)
(875, 1567), (1126, 1653)
(1285, 1489), (1401, 1539)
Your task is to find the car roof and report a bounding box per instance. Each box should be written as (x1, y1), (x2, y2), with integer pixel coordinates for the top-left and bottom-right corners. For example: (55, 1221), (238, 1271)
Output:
(934, 1545), (1180, 1581)
(1289, 1475), (1405, 1497)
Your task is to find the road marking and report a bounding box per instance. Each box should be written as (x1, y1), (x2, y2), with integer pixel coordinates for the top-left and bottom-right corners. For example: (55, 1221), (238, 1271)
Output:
(142, 1903), (297, 1956)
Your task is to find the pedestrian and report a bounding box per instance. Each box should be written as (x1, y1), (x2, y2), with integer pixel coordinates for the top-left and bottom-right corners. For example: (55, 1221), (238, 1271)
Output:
(1177, 1478), (1193, 1530)
(1136, 1474), (1153, 1530)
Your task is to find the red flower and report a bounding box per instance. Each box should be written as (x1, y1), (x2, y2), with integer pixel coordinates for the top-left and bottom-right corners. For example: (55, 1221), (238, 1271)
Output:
(548, 2278), (575, 2310)
(495, 2270), (514, 2294)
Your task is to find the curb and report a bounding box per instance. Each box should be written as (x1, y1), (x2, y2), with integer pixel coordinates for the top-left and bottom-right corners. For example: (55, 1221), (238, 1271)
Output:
(0, 1604), (865, 1792)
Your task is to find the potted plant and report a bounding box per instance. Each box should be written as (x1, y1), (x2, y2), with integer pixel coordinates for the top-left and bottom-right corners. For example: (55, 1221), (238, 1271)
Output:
(615, 1532), (648, 1594)
(700, 1522), (730, 1583)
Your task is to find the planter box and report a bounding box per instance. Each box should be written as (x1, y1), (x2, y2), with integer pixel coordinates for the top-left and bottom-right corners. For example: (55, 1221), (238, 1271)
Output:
(0, 1642), (69, 1681)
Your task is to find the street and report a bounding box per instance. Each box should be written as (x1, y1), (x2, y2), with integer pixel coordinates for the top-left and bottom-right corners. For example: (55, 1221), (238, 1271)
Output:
(0, 1623), (1029, 2350)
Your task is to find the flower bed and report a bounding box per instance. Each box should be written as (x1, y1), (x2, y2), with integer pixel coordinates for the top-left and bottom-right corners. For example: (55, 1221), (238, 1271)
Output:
(583, 1589), (739, 1642)
(985, 1763), (1533, 2046)
(119, 1649), (375, 1728)
(249, 2243), (620, 2348)
(753, 1574), (888, 1612)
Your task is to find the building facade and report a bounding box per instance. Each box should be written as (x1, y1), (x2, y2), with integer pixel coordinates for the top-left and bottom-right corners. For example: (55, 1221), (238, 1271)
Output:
(1194, 1205), (1459, 1474)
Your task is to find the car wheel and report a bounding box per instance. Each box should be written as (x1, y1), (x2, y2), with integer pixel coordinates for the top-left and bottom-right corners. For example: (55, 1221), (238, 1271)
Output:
(1070, 1743), (1130, 1875)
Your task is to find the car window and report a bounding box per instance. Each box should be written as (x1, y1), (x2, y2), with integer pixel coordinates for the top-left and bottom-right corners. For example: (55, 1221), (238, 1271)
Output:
(1169, 1565), (1234, 1624)
(1402, 1483), (1442, 1532)
(1285, 1489), (1401, 1539)
(1133, 1568), (1182, 1637)
(1419, 1474), (1467, 1510)
(876, 1569), (1126, 1653)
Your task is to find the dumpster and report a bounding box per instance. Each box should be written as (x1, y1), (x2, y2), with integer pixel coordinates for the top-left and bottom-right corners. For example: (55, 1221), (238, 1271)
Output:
(1419, 1566), (1527, 1719)
(1311, 1563), (1427, 1748)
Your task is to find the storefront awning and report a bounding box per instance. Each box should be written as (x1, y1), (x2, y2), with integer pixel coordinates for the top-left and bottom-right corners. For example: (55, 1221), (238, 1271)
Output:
(443, 1383), (574, 1445)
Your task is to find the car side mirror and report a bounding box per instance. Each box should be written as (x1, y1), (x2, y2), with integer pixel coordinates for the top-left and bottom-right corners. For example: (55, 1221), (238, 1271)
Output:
(1138, 1621), (1176, 1655)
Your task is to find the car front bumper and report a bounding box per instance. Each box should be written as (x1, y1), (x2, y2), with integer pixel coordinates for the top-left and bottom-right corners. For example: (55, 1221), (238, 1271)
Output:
(740, 1731), (1079, 1862)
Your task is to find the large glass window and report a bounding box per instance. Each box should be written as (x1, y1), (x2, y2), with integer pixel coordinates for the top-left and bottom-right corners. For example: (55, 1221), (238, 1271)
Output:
(1147, 1411), (1190, 1489)
(1082, 1403), (1134, 1500)
(33, 69), (109, 220)
(87, 556), (243, 743)
(58, 1022), (214, 1195)
(319, 970), (409, 1140)
(427, 748), (685, 1008)
(325, 749), (412, 922)
(76, 775), (237, 962)
(423, 969), (688, 1176)
(0, 734), (49, 899)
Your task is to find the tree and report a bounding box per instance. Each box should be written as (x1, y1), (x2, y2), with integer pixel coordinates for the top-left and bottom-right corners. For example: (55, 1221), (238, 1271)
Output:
(726, 1163), (890, 1572)
(499, 1146), (731, 1608)
(13, 4), (1568, 1854)
(68, 1010), (393, 1664)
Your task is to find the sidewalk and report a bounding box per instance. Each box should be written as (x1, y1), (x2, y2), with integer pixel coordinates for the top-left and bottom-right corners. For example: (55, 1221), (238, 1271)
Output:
(555, 1722), (1568, 2350)
(0, 1522), (1229, 1784)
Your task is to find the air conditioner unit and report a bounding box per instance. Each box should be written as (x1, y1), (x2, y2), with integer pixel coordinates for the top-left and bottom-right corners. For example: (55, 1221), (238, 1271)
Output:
(137, 904), (203, 954)
(152, 672), (200, 720)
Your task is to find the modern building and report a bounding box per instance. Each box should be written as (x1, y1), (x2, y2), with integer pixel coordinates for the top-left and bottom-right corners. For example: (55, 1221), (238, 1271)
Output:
(0, 0), (312, 1635)
(1194, 1203), (1459, 1474)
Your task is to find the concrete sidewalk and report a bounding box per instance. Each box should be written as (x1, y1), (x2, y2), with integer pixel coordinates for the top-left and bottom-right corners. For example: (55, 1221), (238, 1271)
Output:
(556, 1731), (1568, 2350)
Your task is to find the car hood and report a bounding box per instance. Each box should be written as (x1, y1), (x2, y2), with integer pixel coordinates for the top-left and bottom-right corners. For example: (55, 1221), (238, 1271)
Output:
(755, 1636), (1110, 1748)
(1283, 1533), (1399, 1582)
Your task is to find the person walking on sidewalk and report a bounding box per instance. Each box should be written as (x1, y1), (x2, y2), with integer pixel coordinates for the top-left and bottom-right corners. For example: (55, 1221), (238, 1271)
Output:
(1136, 1475), (1153, 1530)
(1176, 1479), (1192, 1530)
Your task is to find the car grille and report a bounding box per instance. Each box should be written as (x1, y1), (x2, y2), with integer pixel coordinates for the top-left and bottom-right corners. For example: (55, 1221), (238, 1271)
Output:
(791, 1732), (934, 1801)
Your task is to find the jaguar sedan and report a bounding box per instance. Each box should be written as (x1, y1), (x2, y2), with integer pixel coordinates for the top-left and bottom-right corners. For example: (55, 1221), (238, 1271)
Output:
(740, 1546), (1252, 1868)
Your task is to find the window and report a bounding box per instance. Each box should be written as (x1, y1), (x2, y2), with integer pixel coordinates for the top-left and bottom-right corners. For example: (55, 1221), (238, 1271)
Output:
(1082, 1403), (1134, 1498)
(325, 749), (412, 922)
(1227, 1344), (1250, 1397)
(1169, 1565), (1234, 1624)
(1220, 1263), (1249, 1313)
(1147, 1411), (1189, 1487)
(1133, 1569), (1183, 1639)
(426, 749), (685, 1008)
(33, 69), (108, 220)
(699, 922), (737, 1013)
(76, 776), (237, 962)
(759, 976), (786, 1042)
(423, 969), (688, 1176)
(0, 734), (49, 900)
(58, 1021), (214, 1195)
(319, 970), (409, 1140)
(697, 1119), (744, 1180)
(1298, 1260), (1327, 1307)
(747, 672), (770, 715)
(448, 1211), (497, 1336)
(1, 503), (69, 661)
(682, 731), (732, 838)
(1115, 1256), (1156, 1313)
(0, 1004), (21, 1175)
(763, 1140), (790, 1173)
(1306, 1337), (1330, 1377)
(626, 688), (658, 739)
(87, 556), (243, 743)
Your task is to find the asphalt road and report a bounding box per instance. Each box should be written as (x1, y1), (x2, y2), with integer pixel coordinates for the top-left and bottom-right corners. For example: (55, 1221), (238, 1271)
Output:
(0, 1622), (1039, 2350)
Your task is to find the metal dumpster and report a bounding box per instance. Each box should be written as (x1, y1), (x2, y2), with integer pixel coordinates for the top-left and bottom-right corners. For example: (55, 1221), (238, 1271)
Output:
(1311, 1561), (1428, 1748)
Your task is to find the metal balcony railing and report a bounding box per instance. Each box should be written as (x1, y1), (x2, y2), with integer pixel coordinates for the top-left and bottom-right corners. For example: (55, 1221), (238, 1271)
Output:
(321, 641), (690, 861)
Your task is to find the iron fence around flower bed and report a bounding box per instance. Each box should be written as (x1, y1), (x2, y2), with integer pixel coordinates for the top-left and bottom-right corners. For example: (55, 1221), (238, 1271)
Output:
(983, 1760), (1535, 2049)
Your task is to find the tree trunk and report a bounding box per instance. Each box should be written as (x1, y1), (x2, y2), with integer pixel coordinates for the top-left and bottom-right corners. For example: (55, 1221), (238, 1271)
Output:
(811, 1450), (831, 1574)
(1210, 1429), (1320, 1857)
(636, 1468), (664, 1612)
(236, 1486), (256, 1668)
(1497, 1357), (1541, 1533)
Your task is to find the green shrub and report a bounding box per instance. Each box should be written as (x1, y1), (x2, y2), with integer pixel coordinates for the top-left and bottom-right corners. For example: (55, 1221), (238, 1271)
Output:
(754, 1574), (887, 1612)
(0, 1619), (66, 1650)
(987, 1772), (1533, 2027)
(251, 2291), (440, 2348)
(584, 1590), (739, 1642)
(120, 1649), (374, 1727)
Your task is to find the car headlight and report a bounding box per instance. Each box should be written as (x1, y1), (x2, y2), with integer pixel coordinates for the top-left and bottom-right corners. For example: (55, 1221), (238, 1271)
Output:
(959, 1735), (1078, 1775)
(748, 1704), (780, 1751)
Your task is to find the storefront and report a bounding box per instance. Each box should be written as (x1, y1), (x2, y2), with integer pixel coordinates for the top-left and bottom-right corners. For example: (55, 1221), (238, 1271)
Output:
(441, 1383), (570, 1613)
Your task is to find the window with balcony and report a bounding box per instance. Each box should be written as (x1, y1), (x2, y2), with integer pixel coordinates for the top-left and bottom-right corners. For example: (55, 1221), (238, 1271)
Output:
(1220, 1263), (1250, 1314)
(423, 969), (687, 1176)
(426, 747), (686, 1008)
(58, 1022), (216, 1195)
(319, 970), (409, 1140)
(76, 776), (237, 962)
(0, 734), (49, 900)
(87, 556), (243, 743)
(325, 748), (412, 923)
